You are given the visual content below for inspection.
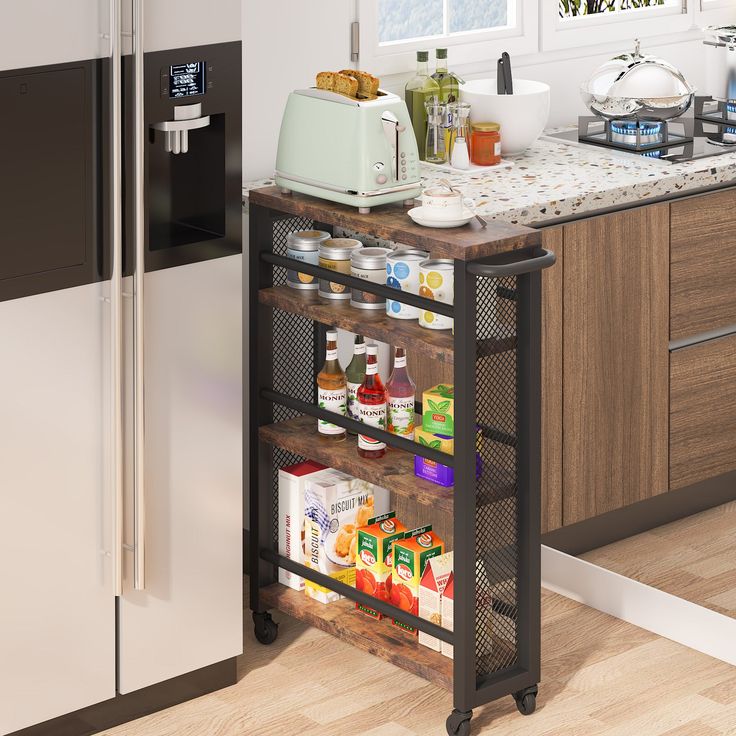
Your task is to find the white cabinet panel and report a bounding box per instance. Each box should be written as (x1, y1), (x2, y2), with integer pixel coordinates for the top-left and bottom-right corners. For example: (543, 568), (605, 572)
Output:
(0, 0), (105, 71)
(118, 255), (243, 693)
(0, 284), (115, 735)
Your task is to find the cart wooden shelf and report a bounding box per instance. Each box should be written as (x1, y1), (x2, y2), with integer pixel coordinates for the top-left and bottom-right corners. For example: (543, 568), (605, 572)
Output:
(248, 187), (554, 735)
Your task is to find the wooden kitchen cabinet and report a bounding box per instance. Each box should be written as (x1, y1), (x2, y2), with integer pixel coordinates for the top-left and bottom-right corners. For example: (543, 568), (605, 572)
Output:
(670, 333), (736, 490)
(671, 189), (736, 342)
(560, 205), (670, 525)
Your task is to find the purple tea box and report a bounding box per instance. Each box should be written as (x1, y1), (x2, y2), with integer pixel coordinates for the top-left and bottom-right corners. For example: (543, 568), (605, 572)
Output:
(414, 455), (454, 487)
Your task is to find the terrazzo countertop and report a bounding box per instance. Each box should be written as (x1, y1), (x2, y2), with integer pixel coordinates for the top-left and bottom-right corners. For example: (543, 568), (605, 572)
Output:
(242, 136), (736, 227)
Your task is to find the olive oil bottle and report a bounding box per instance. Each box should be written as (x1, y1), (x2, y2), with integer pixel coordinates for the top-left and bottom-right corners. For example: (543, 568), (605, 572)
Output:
(405, 51), (440, 161)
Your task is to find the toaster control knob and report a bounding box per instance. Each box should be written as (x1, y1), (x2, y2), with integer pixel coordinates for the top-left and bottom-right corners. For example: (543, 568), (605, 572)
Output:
(373, 162), (385, 171)
(376, 174), (388, 185)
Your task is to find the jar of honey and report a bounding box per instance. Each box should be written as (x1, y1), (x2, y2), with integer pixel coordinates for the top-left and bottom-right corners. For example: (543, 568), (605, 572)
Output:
(470, 122), (501, 166)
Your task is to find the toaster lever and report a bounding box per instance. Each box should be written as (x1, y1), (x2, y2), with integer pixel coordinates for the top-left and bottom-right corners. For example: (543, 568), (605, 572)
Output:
(381, 111), (401, 182)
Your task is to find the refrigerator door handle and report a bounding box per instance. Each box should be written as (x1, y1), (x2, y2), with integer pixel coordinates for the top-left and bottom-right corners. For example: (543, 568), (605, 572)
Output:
(133, 0), (146, 592)
(110, 0), (124, 598)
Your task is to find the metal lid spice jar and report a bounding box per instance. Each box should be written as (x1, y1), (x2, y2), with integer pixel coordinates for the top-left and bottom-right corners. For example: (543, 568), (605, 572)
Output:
(470, 122), (501, 166)
(318, 238), (363, 301)
(286, 230), (330, 290)
(350, 247), (391, 310)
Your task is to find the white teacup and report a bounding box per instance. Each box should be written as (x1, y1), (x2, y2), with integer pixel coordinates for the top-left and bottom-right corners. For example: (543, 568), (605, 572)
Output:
(422, 188), (473, 220)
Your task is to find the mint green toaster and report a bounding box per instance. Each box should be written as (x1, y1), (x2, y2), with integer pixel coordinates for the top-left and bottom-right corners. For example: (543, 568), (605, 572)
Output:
(275, 88), (422, 213)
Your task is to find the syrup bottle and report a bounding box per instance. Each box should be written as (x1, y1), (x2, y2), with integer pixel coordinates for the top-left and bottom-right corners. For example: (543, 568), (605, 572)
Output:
(386, 347), (416, 440)
(357, 344), (387, 459)
(345, 335), (366, 435)
(316, 329), (346, 441)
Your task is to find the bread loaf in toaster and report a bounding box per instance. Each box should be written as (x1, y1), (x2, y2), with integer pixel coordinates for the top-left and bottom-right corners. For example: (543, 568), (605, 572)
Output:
(339, 69), (380, 98)
(316, 71), (359, 98)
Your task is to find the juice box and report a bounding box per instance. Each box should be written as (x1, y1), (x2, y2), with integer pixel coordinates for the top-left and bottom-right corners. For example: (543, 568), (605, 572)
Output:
(418, 552), (454, 652)
(355, 512), (407, 620)
(441, 571), (454, 659)
(422, 384), (455, 436)
(277, 460), (328, 591)
(391, 526), (444, 634)
(304, 470), (389, 604)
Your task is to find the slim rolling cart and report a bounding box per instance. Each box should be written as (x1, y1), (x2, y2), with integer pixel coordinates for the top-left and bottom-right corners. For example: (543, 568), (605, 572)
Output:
(248, 187), (554, 735)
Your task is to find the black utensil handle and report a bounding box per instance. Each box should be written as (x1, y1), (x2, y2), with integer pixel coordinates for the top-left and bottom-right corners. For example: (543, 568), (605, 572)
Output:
(497, 57), (506, 95)
(502, 51), (513, 95)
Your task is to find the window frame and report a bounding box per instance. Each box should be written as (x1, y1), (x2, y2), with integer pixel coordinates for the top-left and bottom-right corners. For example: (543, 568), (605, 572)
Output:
(542, 0), (694, 52)
(357, 0), (538, 77)
(695, 0), (736, 26)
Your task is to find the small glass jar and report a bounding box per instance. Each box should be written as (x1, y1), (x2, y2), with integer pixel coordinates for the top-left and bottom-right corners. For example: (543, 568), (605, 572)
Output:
(471, 122), (501, 166)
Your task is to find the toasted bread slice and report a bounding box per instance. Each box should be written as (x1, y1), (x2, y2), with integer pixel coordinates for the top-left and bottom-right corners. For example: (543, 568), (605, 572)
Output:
(316, 71), (336, 91)
(339, 69), (380, 98)
(333, 72), (359, 98)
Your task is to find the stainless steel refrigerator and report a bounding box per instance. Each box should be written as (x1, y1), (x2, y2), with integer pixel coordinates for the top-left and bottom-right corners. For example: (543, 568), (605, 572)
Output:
(0, 2), (243, 734)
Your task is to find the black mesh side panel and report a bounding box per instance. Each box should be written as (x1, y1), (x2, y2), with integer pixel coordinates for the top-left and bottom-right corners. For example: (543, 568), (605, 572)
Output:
(474, 276), (519, 680)
(270, 216), (313, 546)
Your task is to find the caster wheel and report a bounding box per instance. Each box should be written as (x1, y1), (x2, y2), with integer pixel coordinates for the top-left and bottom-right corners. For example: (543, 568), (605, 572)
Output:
(253, 611), (278, 645)
(513, 685), (538, 716)
(446, 709), (472, 735)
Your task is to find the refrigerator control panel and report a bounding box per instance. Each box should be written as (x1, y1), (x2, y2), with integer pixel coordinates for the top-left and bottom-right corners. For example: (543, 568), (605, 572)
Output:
(160, 60), (214, 98)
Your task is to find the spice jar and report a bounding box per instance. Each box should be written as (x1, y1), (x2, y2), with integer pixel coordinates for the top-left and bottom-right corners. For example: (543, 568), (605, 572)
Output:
(286, 230), (330, 290)
(318, 238), (363, 301)
(350, 247), (391, 310)
(470, 122), (501, 166)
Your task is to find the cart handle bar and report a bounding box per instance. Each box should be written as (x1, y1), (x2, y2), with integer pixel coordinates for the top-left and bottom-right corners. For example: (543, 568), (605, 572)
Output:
(261, 550), (455, 645)
(467, 249), (556, 278)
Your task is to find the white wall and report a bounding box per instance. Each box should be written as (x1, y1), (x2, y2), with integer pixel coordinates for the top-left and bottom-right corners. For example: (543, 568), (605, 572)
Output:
(241, 3), (711, 182)
(242, 1), (353, 181)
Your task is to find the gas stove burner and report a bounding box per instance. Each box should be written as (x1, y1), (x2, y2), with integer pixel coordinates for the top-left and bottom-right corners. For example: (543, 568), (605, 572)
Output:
(576, 115), (693, 154)
(695, 97), (736, 124)
(609, 120), (664, 147)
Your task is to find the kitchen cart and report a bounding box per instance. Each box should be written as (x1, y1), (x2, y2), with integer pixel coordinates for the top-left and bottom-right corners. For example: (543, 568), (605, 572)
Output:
(248, 187), (554, 735)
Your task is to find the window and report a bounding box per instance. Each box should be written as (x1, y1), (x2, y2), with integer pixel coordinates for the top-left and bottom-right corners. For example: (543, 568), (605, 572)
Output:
(358, 0), (537, 76)
(543, 0), (692, 51)
(558, 0), (679, 18)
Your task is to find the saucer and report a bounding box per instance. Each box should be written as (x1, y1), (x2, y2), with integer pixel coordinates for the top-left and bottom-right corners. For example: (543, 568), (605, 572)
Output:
(407, 206), (474, 229)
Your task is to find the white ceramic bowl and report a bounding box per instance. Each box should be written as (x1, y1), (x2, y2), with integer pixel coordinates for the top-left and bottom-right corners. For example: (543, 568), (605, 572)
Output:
(459, 79), (551, 155)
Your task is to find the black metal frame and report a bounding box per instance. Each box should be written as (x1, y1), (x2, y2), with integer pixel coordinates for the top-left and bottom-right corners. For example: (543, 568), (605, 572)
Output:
(248, 199), (554, 731)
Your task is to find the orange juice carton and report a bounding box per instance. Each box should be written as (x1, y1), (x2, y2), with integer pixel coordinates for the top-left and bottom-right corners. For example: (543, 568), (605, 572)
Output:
(277, 460), (329, 591)
(421, 384), (455, 436)
(355, 512), (407, 620)
(391, 526), (444, 634)
(441, 571), (454, 659)
(304, 470), (389, 604)
(418, 551), (454, 652)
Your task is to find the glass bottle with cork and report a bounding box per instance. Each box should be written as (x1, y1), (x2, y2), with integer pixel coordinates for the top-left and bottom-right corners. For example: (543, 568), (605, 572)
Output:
(316, 329), (347, 441)
(357, 344), (387, 459)
(405, 51), (440, 161)
(345, 335), (366, 435)
(387, 347), (416, 440)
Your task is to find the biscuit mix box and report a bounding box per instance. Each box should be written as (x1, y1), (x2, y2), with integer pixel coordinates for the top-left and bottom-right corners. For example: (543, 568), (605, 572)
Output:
(277, 460), (328, 591)
(303, 470), (390, 604)
(355, 512), (407, 620)
(391, 526), (444, 634)
(418, 552), (454, 653)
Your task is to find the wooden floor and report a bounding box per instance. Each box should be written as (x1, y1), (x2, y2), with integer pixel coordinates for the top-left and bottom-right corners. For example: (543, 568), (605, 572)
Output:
(583, 502), (736, 617)
(101, 581), (736, 736)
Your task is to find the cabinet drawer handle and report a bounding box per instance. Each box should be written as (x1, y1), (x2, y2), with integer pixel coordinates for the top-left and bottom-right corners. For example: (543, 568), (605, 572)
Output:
(467, 249), (556, 278)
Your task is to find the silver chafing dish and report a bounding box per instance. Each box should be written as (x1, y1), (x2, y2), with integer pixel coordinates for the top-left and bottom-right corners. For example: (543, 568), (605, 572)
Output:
(580, 39), (696, 121)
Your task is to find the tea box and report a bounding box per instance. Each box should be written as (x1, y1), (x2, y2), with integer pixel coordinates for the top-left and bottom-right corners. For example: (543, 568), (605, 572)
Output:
(414, 427), (453, 487)
(391, 526), (444, 634)
(277, 460), (329, 591)
(304, 470), (389, 604)
(422, 384), (455, 436)
(418, 552), (454, 652)
(441, 572), (454, 659)
(354, 512), (407, 620)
